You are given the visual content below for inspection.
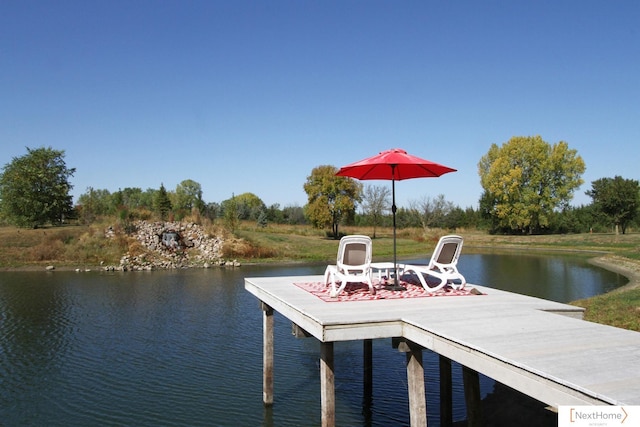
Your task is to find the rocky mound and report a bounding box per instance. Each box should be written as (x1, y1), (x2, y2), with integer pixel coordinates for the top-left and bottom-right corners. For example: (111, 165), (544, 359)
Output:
(105, 220), (238, 271)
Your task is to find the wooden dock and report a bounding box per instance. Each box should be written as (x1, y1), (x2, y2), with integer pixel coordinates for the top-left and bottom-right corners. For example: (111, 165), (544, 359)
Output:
(245, 275), (640, 426)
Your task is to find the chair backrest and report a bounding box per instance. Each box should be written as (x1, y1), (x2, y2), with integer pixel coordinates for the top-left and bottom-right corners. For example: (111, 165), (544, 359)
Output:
(337, 235), (372, 267)
(429, 235), (463, 270)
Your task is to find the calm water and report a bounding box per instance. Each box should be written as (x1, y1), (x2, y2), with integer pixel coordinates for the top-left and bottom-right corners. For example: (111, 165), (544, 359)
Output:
(0, 254), (627, 426)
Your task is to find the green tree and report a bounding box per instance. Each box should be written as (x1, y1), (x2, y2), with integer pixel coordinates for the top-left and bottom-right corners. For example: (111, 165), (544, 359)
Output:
(220, 192), (265, 221)
(478, 136), (585, 234)
(223, 193), (240, 232)
(154, 183), (173, 220)
(256, 210), (268, 228)
(360, 184), (390, 238)
(233, 192), (266, 221)
(586, 176), (640, 234)
(282, 205), (306, 225)
(111, 187), (156, 212)
(0, 147), (75, 227)
(77, 187), (112, 223)
(265, 203), (285, 223)
(173, 179), (205, 214)
(303, 165), (362, 238)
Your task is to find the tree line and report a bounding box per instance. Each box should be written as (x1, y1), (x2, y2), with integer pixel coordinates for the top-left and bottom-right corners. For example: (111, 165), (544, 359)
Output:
(1, 139), (639, 235)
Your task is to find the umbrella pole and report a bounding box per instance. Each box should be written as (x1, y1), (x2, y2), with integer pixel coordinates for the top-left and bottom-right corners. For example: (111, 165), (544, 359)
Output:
(393, 178), (397, 285)
(386, 174), (406, 291)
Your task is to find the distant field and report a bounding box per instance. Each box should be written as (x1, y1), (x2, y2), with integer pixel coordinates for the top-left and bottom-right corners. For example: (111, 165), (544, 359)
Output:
(1, 222), (639, 268)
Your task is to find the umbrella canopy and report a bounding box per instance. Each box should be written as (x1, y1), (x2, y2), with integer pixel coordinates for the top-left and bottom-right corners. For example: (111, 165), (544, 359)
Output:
(336, 148), (456, 289)
(336, 148), (456, 181)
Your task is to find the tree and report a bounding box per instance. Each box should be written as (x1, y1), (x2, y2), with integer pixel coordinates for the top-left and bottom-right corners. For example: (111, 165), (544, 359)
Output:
(77, 187), (112, 223)
(232, 192), (266, 221)
(173, 179), (205, 214)
(360, 184), (390, 238)
(586, 176), (640, 234)
(409, 194), (455, 231)
(223, 193), (240, 232)
(265, 203), (284, 223)
(0, 147), (75, 227)
(478, 136), (585, 234)
(117, 187), (152, 209)
(303, 165), (362, 238)
(154, 183), (172, 220)
(282, 205), (306, 225)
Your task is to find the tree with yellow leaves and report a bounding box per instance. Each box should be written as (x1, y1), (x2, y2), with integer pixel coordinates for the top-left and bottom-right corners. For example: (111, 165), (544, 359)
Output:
(478, 136), (585, 234)
(303, 165), (362, 238)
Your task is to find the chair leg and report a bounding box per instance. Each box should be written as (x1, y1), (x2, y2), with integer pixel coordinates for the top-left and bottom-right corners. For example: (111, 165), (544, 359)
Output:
(331, 279), (348, 298)
(449, 274), (466, 290)
(410, 269), (447, 293)
(367, 276), (376, 295)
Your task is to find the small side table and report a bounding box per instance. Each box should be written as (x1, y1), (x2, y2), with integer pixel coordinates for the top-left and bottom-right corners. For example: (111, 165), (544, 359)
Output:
(370, 262), (404, 283)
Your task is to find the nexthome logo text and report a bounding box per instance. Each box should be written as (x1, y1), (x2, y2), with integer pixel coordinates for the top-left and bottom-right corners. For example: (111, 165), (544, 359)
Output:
(558, 406), (638, 427)
(570, 407), (627, 423)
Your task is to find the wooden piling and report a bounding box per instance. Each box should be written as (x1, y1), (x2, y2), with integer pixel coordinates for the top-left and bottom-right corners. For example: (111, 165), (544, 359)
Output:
(439, 355), (453, 427)
(261, 302), (274, 406)
(462, 366), (482, 427)
(394, 338), (427, 427)
(320, 341), (335, 427)
(406, 342), (427, 427)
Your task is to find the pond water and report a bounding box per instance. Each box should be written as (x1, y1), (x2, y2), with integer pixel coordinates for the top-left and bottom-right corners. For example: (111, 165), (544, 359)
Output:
(0, 253), (628, 426)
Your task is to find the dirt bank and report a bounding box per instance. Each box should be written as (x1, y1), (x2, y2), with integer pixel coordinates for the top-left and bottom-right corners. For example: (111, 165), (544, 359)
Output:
(588, 254), (640, 292)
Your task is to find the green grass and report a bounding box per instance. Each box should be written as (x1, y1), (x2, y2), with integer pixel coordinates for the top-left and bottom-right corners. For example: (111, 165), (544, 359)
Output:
(235, 228), (428, 263)
(573, 288), (640, 331)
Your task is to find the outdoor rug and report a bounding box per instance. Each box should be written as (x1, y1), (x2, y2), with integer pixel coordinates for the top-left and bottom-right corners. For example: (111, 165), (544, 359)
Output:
(293, 277), (484, 303)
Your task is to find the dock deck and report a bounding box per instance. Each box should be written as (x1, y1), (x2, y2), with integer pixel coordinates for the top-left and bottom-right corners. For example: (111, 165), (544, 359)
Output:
(245, 275), (640, 425)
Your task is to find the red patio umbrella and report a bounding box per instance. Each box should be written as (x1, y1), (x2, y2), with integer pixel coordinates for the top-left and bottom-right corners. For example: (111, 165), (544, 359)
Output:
(336, 148), (456, 290)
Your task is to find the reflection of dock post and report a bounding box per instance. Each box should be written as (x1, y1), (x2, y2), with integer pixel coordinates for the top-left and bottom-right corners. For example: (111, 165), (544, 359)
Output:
(363, 339), (373, 400)
(439, 355), (453, 426)
(320, 342), (335, 427)
(261, 302), (274, 406)
(363, 339), (373, 420)
(462, 366), (482, 426)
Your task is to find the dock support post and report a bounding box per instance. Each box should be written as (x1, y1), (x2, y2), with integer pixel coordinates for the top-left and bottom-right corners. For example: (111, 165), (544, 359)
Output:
(393, 338), (427, 427)
(406, 342), (427, 427)
(462, 366), (482, 427)
(320, 341), (335, 427)
(439, 355), (452, 427)
(261, 302), (274, 407)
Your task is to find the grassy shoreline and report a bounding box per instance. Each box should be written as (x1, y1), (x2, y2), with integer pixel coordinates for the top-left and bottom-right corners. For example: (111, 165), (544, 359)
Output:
(1, 224), (638, 331)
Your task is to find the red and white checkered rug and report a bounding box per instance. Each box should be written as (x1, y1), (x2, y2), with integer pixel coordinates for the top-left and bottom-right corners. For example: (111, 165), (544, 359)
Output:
(293, 278), (483, 302)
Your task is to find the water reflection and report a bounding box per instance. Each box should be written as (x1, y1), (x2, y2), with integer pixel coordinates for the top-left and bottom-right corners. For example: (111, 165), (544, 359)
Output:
(0, 253), (627, 426)
(459, 252), (626, 302)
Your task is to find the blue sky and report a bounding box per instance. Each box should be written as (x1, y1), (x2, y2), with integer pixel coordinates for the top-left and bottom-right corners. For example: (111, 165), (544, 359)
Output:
(2, 1), (638, 210)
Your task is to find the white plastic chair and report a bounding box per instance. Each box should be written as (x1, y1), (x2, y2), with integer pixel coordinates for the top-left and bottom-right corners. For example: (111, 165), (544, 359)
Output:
(323, 235), (375, 297)
(402, 235), (466, 292)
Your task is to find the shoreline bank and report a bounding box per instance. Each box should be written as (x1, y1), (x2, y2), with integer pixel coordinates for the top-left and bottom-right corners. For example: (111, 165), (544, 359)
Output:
(3, 252), (639, 291)
(588, 254), (640, 291)
(5, 254), (640, 292)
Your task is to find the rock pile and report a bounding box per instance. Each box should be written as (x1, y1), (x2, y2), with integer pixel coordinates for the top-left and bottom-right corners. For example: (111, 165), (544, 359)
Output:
(104, 220), (239, 271)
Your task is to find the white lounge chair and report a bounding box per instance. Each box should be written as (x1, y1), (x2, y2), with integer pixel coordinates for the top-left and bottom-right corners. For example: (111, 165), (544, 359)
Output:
(402, 235), (466, 293)
(324, 235), (375, 297)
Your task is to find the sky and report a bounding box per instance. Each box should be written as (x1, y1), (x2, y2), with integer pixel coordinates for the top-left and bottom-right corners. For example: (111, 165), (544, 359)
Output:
(1, 1), (638, 210)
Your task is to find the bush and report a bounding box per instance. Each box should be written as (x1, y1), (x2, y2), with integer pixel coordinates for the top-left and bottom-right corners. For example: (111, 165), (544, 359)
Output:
(30, 239), (65, 261)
